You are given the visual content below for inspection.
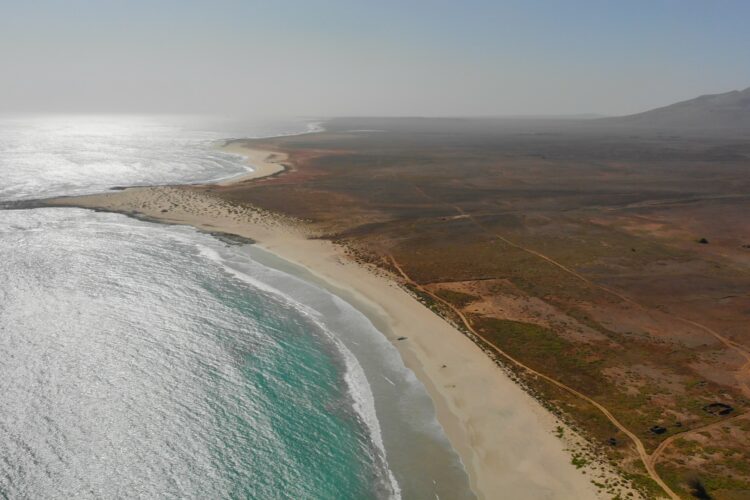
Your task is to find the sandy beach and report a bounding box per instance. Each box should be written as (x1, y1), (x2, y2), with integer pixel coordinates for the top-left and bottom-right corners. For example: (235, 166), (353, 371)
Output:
(215, 142), (289, 184)
(45, 146), (621, 499)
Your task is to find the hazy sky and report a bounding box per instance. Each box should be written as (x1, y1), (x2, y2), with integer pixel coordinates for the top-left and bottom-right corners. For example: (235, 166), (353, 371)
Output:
(2, 0), (749, 116)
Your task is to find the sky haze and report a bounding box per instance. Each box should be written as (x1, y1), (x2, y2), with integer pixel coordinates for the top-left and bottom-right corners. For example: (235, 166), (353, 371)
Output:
(2, 0), (749, 116)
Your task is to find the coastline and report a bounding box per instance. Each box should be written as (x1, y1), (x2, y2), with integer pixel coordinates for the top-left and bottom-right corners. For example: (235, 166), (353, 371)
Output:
(45, 146), (608, 499)
(215, 142), (289, 184)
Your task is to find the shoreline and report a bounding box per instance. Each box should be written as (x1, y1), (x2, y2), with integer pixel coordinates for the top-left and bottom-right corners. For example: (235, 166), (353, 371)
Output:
(214, 142), (289, 184)
(44, 146), (610, 499)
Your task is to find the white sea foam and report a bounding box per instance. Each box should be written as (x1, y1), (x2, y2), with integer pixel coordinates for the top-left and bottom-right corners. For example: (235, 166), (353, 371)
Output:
(0, 209), (373, 498)
(196, 243), (402, 498)
(337, 332), (403, 499)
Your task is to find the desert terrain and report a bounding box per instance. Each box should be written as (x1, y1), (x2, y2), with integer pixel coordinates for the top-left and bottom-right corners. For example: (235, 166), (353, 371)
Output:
(204, 114), (750, 499)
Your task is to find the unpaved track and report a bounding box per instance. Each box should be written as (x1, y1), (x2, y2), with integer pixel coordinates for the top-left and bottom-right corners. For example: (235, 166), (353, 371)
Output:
(388, 256), (680, 500)
(401, 184), (750, 497)
(648, 410), (750, 468)
(449, 203), (750, 398)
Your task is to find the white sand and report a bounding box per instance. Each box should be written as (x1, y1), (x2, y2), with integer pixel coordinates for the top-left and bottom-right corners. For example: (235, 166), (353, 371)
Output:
(45, 145), (627, 499)
(216, 142), (288, 184)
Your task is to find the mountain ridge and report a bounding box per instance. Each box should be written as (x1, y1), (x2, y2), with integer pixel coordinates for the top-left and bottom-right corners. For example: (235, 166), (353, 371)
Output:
(601, 86), (750, 132)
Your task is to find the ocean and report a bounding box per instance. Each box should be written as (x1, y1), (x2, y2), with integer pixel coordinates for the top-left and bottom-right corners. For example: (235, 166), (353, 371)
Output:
(0, 115), (474, 499)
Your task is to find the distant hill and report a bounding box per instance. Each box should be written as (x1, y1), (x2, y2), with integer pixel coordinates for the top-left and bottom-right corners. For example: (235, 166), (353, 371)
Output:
(601, 87), (750, 133)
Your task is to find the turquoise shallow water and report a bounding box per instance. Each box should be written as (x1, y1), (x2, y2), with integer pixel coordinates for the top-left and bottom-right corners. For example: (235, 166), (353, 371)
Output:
(0, 115), (474, 499)
(0, 209), (393, 498)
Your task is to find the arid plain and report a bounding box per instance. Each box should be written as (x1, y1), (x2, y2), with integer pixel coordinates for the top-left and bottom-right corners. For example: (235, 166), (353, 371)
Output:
(208, 116), (750, 499)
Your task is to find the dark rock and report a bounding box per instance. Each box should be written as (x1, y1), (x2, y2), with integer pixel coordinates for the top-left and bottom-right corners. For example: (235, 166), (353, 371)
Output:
(698, 237), (709, 244)
(703, 402), (733, 416)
